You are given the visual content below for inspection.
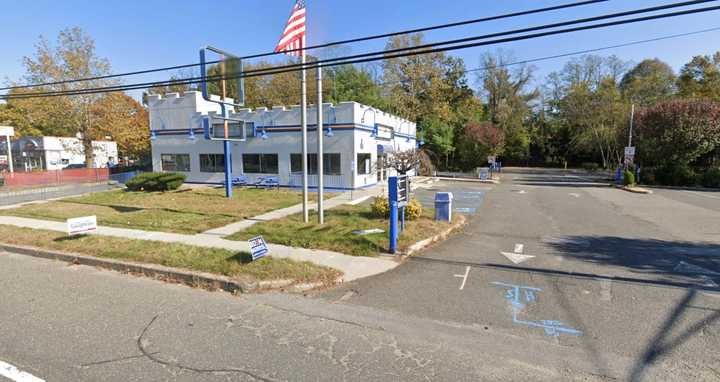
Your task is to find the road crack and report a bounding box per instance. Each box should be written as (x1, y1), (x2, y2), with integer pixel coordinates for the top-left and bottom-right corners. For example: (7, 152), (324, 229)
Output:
(137, 315), (276, 382)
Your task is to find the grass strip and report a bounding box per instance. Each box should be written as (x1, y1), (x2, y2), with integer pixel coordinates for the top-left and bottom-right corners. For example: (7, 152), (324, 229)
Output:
(0, 224), (341, 283)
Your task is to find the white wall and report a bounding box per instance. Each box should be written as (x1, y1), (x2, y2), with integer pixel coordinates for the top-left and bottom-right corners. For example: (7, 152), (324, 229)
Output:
(40, 137), (118, 170)
(148, 92), (418, 189)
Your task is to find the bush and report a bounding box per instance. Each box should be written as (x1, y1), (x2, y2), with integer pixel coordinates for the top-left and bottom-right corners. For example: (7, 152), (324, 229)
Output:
(370, 196), (390, 218)
(701, 167), (720, 188)
(581, 162), (600, 172)
(126, 172), (186, 192)
(622, 170), (636, 186)
(370, 196), (422, 220)
(655, 164), (699, 187)
(405, 198), (423, 220)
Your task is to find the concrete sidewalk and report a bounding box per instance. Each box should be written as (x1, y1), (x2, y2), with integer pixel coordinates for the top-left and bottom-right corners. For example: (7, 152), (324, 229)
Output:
(0, 215), (398, 282)
(202, 185), (386, 237)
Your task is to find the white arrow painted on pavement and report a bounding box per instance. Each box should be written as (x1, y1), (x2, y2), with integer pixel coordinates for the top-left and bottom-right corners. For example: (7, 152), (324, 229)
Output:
(569, 193), (581, 198)
(501, 243), (535, 264)
(674, 261), (720, 276)
(701, 276), (719, 288)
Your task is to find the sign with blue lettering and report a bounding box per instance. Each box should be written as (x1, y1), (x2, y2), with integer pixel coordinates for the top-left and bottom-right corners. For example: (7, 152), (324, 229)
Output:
(249, 236), (269, 261)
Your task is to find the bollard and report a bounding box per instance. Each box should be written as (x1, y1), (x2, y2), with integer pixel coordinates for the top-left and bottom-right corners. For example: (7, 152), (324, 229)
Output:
(389, 200), (398, 254)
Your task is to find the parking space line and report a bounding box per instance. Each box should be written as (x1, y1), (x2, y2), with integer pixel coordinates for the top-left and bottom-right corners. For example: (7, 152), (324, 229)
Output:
(454, 266), (471, 290)
(0, 361), (45, 382)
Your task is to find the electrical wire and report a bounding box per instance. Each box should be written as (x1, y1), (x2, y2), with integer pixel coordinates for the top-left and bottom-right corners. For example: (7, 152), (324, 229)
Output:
(0, 0), (610, 92)
(3, 2), (720, 100)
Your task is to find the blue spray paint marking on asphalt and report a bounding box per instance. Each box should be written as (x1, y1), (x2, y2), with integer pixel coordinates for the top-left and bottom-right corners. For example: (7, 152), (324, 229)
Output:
(491, 282), (583, 337)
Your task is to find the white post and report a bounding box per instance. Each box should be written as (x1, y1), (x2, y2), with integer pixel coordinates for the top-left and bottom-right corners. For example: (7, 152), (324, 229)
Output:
(5, 134), (12, 173)
(628, 103), (635, 147)
(317, 65), (324, 225)
(301, 37), (309, 223)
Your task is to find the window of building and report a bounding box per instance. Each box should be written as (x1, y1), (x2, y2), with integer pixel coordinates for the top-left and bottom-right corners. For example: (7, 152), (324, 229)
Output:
(357, 153), (372, 175)
(243, 154), (278, 174)
(324, 153), (342, 175)
(261, 154), (278, 174)
(291, 154), (317, 175)
(290, 153), (341, 175)
(161, 154), (190, 172)
(200, 154), (225, 173)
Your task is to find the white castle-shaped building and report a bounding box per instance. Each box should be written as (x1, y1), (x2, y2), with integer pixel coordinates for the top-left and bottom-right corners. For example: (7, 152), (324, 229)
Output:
(146, 91), (417, 190)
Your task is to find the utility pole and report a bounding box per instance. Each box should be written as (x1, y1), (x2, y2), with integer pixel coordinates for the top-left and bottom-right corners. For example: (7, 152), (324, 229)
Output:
(316, 65), (324, 225)
(628, 103), (635, 147)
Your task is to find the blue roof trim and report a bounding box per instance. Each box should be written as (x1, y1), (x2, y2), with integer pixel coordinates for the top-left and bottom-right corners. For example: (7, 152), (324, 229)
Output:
(152, 123), (417, 140)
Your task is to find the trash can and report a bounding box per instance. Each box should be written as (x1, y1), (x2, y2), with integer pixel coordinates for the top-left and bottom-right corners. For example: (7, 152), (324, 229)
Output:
(435, 192), (454, 222)
(479, 168), (490, 180)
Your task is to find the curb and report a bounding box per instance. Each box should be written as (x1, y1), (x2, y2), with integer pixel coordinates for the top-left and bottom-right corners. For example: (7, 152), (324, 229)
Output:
(400, 214), (468, 257)
(644, 184), (720, 192)
(615, 185), (653, 194)
(0, 242), (338, 294)
(434, 177), (499, 184)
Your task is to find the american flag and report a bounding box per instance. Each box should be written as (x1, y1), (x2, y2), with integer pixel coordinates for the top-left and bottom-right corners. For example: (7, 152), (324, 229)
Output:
(275, 0), (306, 57)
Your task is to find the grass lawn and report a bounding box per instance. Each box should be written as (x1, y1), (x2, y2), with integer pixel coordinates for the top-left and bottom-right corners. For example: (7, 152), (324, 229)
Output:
(227, 201), (454, 257)
(0, 224), (341, 283)
(0, 187), (320, 234)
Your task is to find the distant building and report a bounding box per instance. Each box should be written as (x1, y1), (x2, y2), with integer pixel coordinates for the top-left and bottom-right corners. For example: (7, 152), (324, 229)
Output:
(6, 136), (118, 172)
(146, 91), (418, 190)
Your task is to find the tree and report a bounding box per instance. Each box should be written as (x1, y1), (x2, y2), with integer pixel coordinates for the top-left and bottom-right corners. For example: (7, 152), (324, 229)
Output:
(326, 65), (388, 110)
(543, 55), (631, 168)
(478, 51), (538, 160)
(13, 27), (118, 166)
(634, 100), (720, 165)
(92, 93), (150, 160)
(620, 59), (676, 106)
(677, 52), (720, 101)
(144, 68), (198, 101)
(385, 149), (433, 175)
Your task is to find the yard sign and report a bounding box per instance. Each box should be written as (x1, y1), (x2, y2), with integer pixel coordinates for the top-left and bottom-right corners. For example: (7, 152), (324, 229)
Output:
(249, 236), (269, 261)
(67, 216), (97, 235)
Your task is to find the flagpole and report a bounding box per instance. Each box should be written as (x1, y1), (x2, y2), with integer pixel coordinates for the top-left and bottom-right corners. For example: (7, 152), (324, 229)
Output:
(316, 62), (324, 225)
(301, 35), (309, 223)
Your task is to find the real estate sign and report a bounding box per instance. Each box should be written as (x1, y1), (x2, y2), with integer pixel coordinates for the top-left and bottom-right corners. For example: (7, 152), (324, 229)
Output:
(67, 216), (98, 235)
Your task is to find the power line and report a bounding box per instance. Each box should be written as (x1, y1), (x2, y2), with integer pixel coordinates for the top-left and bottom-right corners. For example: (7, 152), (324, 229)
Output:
(0, 0), (609, 92)
(4, 2), (720, 100)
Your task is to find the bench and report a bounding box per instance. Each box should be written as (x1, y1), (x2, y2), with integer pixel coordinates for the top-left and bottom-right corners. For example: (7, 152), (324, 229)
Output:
(254, 176), (280, 189)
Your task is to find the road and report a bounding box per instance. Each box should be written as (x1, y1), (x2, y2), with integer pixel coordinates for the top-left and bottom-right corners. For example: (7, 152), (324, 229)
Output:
(1, 168), (719, 381)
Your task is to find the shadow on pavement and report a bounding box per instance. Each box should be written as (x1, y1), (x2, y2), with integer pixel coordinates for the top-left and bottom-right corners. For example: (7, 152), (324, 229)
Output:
(628, 288), (720, 382)
(409, 258), (720, 293)
(546, 236), (720, 281)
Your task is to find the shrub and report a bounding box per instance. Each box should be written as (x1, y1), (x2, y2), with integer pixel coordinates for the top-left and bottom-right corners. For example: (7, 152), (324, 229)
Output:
(622, 169), (636, 186)
(655, 164), (699, 187)
(126, 172), (186, 192)
(370, 196), (390, 218)
(581, 162), (599, 172)
(370, 196), (422, 220)
(405, 198), (423, 220)
(638, 166), (657, 185)
(701, 167), (720, 188)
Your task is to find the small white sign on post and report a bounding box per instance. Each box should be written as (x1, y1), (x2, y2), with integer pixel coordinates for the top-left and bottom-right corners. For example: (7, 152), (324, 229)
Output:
(249, 236), (269, 261)
(624, 146), (636, 165)
(67, 216), (97, 235)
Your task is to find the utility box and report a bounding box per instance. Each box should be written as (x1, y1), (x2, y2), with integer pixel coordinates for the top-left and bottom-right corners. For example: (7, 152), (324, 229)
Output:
(435, 192), (454, 222)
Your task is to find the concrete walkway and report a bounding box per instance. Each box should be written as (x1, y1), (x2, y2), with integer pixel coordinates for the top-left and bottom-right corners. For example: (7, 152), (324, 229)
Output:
(202, 186), (386, 237)
(0, 215), (398, 282)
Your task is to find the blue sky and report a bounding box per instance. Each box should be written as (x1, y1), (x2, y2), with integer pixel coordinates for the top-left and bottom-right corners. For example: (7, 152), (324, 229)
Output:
(1, 0), (719, 98)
